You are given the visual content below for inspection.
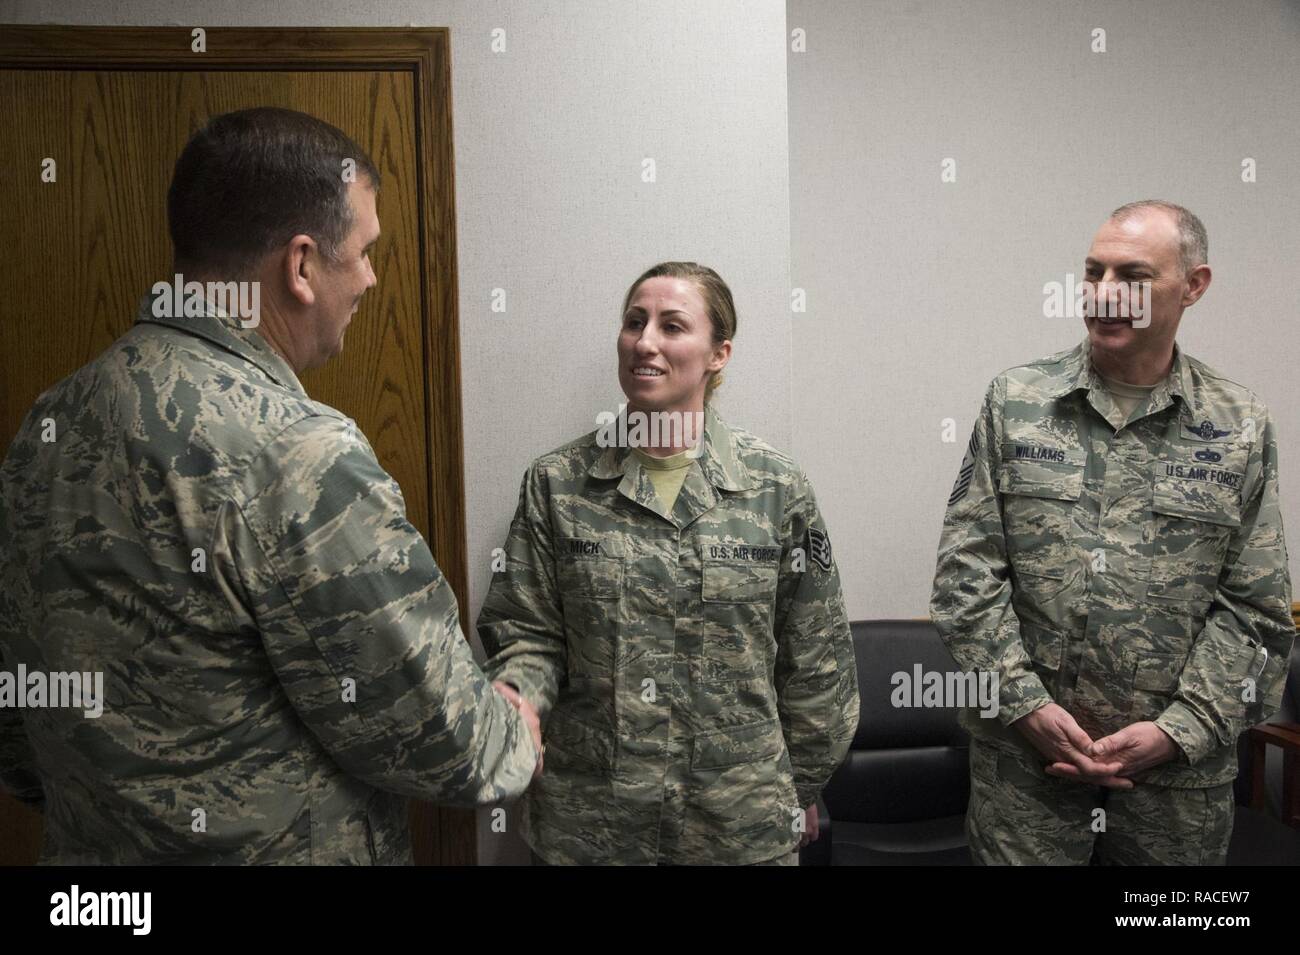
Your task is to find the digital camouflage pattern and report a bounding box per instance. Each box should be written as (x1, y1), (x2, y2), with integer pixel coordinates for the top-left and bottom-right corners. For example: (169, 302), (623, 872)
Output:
(932, 335), (1294, 858)
(478, 406), (859, 864)
(0, 290), (537, 864)
(965, 739), (1235, 864)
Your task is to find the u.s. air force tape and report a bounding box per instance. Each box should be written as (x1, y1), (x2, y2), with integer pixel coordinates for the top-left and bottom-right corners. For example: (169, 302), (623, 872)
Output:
(948, 427), (978, 505)
(808, 527), (832, 571)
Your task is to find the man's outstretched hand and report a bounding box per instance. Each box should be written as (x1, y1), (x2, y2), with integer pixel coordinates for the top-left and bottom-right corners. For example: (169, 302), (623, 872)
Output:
(493, 681), (544, 782)
(1013, 702), (1132, 789)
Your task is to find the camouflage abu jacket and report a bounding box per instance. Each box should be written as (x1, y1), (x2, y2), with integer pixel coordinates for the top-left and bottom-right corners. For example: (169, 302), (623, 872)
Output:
(478, 406), (859, 864)
(0, 289), (537, 864)
(931, 336), (1295, 788)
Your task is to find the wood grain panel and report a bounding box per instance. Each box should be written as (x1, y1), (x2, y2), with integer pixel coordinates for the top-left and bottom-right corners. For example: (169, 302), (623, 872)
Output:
(0, 70), (429, 531)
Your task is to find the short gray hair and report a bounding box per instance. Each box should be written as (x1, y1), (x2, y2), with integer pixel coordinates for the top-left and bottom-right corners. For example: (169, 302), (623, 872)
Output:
(1108, 200), (1208, 275)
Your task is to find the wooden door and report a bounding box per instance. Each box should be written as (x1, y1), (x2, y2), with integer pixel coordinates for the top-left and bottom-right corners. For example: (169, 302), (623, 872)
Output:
(0, 27), (474, 865)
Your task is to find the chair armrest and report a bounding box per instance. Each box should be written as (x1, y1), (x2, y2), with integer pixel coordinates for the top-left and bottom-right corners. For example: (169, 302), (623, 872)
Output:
(1247, 722), (1300, 829)
(1248, 722), (1300, 752)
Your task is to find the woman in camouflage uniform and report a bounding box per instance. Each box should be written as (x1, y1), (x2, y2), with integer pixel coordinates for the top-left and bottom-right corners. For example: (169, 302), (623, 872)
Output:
(478, 262), (859, 865)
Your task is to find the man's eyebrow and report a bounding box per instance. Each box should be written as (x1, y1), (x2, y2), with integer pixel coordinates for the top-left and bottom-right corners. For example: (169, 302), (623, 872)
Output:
(1084, 256), (1155, 270)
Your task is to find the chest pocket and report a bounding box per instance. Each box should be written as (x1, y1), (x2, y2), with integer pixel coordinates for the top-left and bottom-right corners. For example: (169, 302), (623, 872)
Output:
(702, 560), (779, 603)
(556, 538), (624, 676)
(698, 539), (779, 680)
(998, 444), (1086, 601)
(1147, 463), (1242, 604)
(556, 538), (624, 598)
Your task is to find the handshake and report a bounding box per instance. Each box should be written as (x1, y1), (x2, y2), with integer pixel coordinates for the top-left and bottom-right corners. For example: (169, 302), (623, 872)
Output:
(1013, 702), (1181, 788)
(491, 682), (823, 849)
(492, 681), (545, 782)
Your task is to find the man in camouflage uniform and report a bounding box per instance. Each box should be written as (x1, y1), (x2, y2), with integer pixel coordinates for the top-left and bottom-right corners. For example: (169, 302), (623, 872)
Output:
(932, 200), (1294, 864)
(478, 404), (859, 865)
(0, 108), (539, 864)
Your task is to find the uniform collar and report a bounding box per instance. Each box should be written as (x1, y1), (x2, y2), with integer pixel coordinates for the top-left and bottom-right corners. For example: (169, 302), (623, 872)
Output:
(586, 403), (756, 492)
(133, 284), (306, 395)
(1049, 335), (1199, 421)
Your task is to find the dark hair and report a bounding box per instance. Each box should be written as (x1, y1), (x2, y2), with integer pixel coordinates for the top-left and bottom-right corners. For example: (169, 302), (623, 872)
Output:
(167, 107), (380, 278)
(621, 262), (737, 399)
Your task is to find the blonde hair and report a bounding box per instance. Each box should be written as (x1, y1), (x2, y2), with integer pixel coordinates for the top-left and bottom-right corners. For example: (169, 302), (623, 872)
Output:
(621, 261), (736, 400)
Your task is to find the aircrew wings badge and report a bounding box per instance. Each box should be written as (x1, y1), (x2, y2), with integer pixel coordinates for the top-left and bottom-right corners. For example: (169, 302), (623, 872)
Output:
(1185, 419), (1231, 440)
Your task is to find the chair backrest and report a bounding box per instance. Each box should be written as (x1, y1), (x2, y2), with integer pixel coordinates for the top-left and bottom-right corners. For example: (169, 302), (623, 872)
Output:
(822, 620), (970, 824)
(848, 619), (971, 750)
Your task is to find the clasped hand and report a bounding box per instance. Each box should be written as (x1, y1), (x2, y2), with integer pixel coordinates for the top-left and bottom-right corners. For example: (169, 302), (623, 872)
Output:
(1013, 703), (1179, 788)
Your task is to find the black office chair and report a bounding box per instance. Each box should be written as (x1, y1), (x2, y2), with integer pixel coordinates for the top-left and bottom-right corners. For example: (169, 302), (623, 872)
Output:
(802, 619), (971, 865)
(801, 619), (1300, 866)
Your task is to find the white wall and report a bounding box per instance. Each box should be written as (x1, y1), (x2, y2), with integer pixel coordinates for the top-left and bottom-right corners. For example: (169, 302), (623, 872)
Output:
(0, 0), (793, 865)
(788, 0), (1300, 621)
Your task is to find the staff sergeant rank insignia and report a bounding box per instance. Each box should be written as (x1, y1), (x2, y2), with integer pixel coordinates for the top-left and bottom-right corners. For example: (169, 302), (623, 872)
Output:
(948, 427), (978, 506)
(808, 527), (833, 571)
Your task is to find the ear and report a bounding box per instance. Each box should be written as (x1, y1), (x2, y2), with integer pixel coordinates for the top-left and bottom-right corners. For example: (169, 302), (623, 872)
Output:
(283, 234), (318, 307)
(1181, 263), (1211, 308)
(707, 339), (732, 373)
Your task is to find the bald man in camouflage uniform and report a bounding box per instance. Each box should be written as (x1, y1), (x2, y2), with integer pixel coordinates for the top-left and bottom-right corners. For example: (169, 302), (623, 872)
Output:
(0, 108), (538, 864)
(932, 201), (1295, 864)
(478, 405), (859, 865)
